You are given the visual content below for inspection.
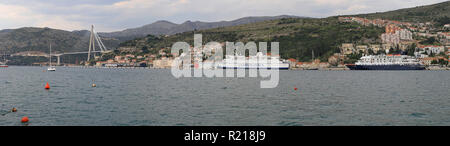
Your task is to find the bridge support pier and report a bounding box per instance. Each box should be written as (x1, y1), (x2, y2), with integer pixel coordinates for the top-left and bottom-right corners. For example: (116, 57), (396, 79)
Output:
(57, 56), (60, 66)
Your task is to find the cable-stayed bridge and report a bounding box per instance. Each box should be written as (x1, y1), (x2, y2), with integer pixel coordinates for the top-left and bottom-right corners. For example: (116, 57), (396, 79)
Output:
(51, 25), (112, 65)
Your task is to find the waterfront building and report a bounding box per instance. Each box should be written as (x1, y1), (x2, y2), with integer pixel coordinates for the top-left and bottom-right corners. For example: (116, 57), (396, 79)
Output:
(96, 61), (106, 67)
(328, 56), (339, 66)
(296, 62), (303, 68)
(153, 57), (174, 68)
(381, 24), (413, 45)
(422, 57), (438, 65)
(125, 54), (135, 58)
(419, 45), (445, 54)
(369, 44), (382, 53)
(341, 43), (354, 55)
(356, 45), (368, 54)
(114, 56), (122, 61)
(382, 43), (393, 51)
(437, 32), (450, 45)
(381, 33), (400, 44)
(287, 58), (298, 68)
(319, 62), (330, 68)
(414, 51), (429, 58)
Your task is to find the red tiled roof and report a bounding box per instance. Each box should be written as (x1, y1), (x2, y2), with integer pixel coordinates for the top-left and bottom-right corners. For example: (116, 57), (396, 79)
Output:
(422, 57), (438, 61)
(287, 58), (297, 62)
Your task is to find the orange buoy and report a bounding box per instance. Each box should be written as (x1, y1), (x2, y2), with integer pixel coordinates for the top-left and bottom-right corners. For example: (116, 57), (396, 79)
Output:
(45, 82), (50, 90)
(21, 117), (29, 123)
(11, 107), (17, 112)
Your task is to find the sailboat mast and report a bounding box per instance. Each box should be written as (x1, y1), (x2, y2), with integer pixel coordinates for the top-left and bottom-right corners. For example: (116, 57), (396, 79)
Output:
(49, 43), (52, 66)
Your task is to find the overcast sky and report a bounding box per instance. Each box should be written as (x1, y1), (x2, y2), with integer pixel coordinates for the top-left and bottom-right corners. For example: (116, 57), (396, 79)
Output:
(0, 0), (447, 32)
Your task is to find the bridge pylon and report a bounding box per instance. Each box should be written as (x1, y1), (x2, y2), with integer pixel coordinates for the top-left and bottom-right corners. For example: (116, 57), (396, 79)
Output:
(87, 25), (108, 63)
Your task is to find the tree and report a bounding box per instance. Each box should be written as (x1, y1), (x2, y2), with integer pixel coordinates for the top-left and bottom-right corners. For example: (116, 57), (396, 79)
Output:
(367, 49), (374, 55)
(406, 43), (417, 56)
(420, 37), (439, 45)
(431, 60), (438, 64)
(429, 52), (435, 57)
(389, 48), (394, 54)
(113, 49), (120, 54)
(344, 53), (362, 64)
(141, 46), (149, 54)
(438, 59), (448, 66)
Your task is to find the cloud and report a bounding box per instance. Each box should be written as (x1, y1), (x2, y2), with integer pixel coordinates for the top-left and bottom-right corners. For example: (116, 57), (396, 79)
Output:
(0, 0), (448, 32)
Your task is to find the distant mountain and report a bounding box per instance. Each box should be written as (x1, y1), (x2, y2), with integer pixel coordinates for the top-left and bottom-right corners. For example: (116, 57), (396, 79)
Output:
(0, 27), (120, 54)
(0, 15), (301, 65)
(343, 1), (450, 25)
(99, 15), (302, 41)
(0, 15), (302, 53)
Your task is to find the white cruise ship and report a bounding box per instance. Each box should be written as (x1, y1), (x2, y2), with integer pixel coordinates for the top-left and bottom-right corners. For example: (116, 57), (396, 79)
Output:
(216, 52), (290, 69)
(346, 54), (425, 70)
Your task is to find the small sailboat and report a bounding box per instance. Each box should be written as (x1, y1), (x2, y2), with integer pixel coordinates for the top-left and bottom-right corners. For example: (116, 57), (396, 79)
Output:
(0, 53), (8, 67)
(47, 43), (56, 71)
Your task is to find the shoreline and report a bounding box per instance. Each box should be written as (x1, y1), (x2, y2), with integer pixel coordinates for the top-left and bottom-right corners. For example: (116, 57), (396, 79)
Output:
(3, 65), (450, 71)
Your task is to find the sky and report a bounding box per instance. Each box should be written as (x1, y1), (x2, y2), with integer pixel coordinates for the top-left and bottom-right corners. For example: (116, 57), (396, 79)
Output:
(0, 0), (447, 32)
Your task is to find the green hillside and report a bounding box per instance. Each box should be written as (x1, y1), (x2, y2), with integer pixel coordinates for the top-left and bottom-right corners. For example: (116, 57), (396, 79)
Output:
(120, 17), (384, 61)
(348, 1), (450, 26)
(119, 1), (450, 62)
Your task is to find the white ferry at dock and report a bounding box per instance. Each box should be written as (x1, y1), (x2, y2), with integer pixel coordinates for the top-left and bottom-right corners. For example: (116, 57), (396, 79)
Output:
(216, 52), (290, 70)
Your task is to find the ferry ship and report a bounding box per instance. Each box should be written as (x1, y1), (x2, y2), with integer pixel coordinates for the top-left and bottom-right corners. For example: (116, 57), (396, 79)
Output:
(346, 54), (425, 70)
(216, 52), (290, 69)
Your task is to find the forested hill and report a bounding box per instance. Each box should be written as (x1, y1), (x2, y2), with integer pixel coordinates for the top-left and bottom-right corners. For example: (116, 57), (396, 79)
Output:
(0, 27), (120, 54)
(348, 1), (450, 26)
(119, 17), (384, 62)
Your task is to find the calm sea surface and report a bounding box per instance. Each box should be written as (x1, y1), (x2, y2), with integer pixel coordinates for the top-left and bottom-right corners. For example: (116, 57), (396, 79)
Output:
(0, 66), (449, 126)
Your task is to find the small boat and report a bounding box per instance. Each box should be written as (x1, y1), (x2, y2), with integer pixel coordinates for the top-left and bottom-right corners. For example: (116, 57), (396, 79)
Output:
(305, 68), (318, 70)
(47, 43), (56, 71)
(0, 53), (7, 67)
(47, 66), (56, 71)
(0, 63), (7, 68)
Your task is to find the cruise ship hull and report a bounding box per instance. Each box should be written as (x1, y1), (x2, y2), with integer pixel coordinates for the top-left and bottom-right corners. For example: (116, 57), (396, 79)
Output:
(218, 63), (290, 70)
(220, 66), (290, 70)
(217, 52), (290, 70)
(346, 64), (425, 70)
